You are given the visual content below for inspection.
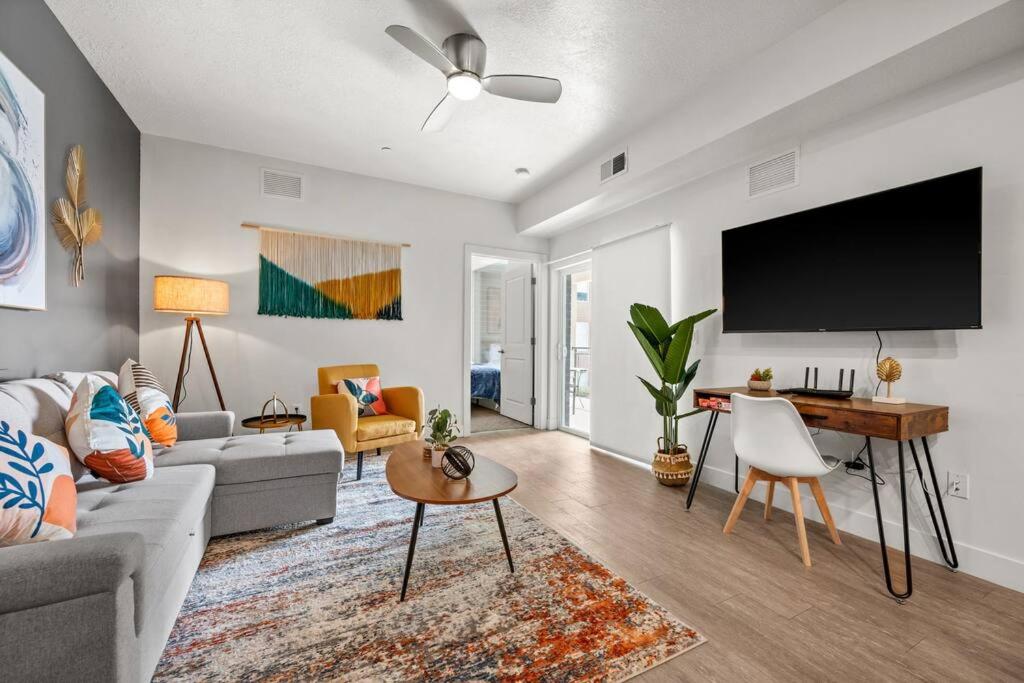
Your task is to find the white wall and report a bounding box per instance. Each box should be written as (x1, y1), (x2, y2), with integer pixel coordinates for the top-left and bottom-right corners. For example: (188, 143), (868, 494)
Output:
(139, 136), (547, 431)
(547, 60), (1024, 590)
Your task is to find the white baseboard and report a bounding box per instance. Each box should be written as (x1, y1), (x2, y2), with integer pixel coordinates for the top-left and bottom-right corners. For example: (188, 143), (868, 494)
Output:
(698, 463), (1024, 593)
(589, 442), (651, 471)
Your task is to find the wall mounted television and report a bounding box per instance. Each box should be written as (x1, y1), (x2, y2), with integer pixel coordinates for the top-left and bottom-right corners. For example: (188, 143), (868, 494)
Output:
(721, 167), (982, 333)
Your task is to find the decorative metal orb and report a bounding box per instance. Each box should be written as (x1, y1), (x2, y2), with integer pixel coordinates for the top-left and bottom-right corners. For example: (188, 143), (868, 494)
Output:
(442, 445), (475, 480)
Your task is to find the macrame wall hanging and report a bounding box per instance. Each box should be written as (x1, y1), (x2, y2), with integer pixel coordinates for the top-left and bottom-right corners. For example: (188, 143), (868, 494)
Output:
(245, 223), (406, 320)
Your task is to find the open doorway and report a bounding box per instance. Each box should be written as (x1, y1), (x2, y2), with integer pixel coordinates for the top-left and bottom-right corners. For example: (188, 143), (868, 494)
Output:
(465, 250), (542, 434)
(557, 262), (592, 436)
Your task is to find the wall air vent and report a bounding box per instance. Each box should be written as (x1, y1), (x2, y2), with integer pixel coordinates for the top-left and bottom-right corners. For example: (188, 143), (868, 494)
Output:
(261, 168), (304, 200)
(600, 149), (628, 183)
(748, 148), (799, 198)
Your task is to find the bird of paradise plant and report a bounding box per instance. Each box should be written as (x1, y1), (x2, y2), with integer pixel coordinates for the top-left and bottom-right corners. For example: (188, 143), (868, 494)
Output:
(627, 303), (717, 455)
(51, 145), (102, 286)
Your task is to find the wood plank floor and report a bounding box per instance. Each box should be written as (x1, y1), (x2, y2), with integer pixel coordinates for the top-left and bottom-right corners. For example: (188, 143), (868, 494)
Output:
(457, 428), (1024, 682)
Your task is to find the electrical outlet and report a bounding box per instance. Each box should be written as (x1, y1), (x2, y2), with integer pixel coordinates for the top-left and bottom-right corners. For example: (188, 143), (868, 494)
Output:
(947, 472), (969, 499)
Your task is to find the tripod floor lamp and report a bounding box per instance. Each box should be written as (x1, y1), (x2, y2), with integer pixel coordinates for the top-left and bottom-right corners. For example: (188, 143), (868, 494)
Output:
(153, 275), (229, 411)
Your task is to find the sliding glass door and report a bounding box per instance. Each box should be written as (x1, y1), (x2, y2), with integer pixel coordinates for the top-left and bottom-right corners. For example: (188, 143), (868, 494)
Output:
(558, 262), (592, 436)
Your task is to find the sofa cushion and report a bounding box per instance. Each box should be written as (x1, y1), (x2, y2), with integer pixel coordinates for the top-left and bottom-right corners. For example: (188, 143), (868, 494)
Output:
(66, 376), (154, 483)
(0, 373), (116, 482)
(118, 359), (177, 447)
(0, 425), (77, 545)
(356, 415), (416, 442)
(0, 378), (76, 447)
(75, 464), (214, 629)
(153, 430), (342, 485)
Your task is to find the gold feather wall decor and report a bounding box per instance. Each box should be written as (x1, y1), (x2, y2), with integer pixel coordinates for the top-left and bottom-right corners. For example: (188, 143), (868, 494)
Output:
(875, 356), (903, 399)
(51, 145), (103, 286)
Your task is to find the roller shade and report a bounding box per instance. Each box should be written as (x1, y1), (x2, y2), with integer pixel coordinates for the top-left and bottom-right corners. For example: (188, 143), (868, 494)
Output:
(590, 225), (672, 462)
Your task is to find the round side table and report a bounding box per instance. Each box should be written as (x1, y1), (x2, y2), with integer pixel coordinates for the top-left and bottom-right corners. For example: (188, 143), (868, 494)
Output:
(241, 414), (307, 434)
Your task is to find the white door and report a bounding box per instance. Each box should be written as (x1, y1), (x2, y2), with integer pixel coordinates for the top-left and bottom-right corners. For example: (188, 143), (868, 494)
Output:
(500, 262), (534, 424)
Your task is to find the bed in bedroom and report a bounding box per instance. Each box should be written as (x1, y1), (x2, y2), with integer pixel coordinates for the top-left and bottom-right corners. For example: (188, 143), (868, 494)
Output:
(470, 362), (501, 402)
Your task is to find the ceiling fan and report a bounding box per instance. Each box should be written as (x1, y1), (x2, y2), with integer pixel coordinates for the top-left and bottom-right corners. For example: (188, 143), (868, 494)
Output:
(385, 25), (562, 132)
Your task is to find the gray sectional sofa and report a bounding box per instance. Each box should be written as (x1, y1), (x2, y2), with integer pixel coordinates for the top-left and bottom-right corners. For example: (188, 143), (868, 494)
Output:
(0, 372), (344, 682)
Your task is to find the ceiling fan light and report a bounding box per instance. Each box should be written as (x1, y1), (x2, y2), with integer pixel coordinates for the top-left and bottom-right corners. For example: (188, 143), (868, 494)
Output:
(447, 72), (482, 101)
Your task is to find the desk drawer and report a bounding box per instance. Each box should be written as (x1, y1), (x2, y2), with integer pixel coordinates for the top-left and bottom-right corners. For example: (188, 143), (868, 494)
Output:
(799, 406), (898, 439)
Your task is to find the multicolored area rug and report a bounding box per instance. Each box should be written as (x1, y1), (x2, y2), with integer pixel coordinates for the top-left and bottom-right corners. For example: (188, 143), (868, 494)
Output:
(154, 458), (705, 681)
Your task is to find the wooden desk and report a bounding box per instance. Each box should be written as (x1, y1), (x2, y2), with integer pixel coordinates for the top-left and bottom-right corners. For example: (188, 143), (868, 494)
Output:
(687, 387), (956, 602)
(694, 387), (947, 440)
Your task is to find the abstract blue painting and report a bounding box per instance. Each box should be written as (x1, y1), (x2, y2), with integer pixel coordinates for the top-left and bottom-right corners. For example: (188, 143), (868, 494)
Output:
(0, 49), (44, 310)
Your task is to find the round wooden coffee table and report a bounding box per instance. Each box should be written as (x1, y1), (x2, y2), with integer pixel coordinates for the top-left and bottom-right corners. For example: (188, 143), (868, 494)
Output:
(386, 440), (518, 601)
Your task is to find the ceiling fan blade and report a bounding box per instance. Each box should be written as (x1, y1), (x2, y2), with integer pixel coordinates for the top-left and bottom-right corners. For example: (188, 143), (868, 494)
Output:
(385, 25), (458, 76)
(482, 75), (562, 103)
(421, 93), (459, 132)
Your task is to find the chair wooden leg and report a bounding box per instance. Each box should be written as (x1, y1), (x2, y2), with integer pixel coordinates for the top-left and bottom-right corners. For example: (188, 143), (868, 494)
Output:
(787, 477), (812, 567)
(764, 481), (775, 520)
(724, 468), (758, 534)
(356, 452), (364, 480)
(809, 478), (841, 545)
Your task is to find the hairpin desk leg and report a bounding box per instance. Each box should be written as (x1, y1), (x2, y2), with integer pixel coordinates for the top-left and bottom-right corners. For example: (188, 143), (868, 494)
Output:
(864, 437), (913, 602)
(908, 438), (959, 570)
(685, 411), (719, 510)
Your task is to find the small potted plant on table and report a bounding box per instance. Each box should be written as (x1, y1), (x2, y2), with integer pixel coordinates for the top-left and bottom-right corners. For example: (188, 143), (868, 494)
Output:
(424, 407), (460, 468)
(748, 367), (773, 391)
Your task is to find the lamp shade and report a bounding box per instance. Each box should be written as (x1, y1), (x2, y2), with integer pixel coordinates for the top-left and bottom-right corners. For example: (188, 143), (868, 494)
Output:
(153, 276), (229, 315)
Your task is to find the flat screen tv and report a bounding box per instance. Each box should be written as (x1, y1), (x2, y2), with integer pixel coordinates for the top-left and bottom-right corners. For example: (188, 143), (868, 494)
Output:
(721, 167), (982, 333)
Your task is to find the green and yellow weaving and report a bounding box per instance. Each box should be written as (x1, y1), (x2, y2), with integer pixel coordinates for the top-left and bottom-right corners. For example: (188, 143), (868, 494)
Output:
(258, 229), (402, 320)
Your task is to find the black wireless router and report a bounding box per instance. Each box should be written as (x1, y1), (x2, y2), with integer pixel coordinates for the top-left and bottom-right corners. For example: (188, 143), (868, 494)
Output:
(778, 367), (855, 399)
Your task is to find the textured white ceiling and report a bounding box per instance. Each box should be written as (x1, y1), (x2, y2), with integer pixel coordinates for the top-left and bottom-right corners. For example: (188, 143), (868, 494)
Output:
(46, 0), (840, 202)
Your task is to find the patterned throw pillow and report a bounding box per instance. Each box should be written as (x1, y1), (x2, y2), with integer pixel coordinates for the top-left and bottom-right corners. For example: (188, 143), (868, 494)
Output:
(338, 376), (388, 417)
(0, 423), (77, 545)
(118, 359), (177, 447)
(65, 376), (154, 483)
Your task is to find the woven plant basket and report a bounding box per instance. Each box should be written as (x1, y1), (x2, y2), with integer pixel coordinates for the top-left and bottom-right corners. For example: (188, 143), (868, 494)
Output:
(652, 446), (693, 487)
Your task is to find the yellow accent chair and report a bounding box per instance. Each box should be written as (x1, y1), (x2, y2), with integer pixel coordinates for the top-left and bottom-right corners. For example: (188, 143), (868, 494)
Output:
(311, 364), (423, 480)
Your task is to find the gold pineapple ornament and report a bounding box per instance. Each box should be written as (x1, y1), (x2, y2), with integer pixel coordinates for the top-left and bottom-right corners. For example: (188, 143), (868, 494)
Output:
(872, 356), (906, 404)
(51, 145), (103, 286)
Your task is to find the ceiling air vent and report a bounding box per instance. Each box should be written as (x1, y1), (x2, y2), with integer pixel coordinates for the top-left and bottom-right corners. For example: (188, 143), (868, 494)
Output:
(748, 148), (799, 198)
(600, 149), (628, 183)
(261, 168), (304, 200)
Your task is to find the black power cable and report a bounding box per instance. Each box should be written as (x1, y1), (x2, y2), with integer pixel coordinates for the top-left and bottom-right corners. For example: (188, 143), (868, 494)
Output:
(838, 331), (940, 495)
(844, 330), (885, 485)
(873, 329), (884, 397)
(179, 333), (194, 408)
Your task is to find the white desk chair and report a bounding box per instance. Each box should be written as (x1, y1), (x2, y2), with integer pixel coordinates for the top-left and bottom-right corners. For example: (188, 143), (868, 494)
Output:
(724, 393), (842, 566)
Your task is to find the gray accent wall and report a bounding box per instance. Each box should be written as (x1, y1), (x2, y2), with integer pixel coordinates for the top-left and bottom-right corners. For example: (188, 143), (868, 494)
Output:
(0, 0), (140, 379)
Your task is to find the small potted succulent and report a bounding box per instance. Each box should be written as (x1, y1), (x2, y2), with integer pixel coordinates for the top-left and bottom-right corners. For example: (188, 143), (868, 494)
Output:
(424, 407), (460, 468)
(748, 367), (774, 391)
